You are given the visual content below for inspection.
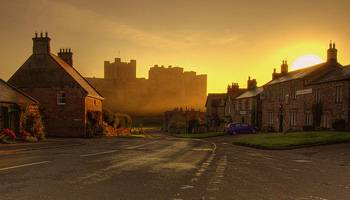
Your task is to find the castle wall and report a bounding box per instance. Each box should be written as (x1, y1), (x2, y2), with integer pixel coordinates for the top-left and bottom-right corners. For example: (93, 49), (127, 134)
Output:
(86, 62), (207, 116)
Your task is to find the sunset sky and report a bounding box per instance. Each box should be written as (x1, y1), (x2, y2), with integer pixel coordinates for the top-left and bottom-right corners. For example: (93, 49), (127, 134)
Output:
(1, 0), (350, 93)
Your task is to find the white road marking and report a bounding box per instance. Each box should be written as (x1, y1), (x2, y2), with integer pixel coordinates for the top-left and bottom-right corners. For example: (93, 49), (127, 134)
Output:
(181, 185), (194, 190)
(80, 150), (119, 157)
(80, 140), (160, 157)
(293, 159), (312, 163)
(125, 140), (159, 150)
(0, 161), (50, 171)
(192, 148), (213, 151)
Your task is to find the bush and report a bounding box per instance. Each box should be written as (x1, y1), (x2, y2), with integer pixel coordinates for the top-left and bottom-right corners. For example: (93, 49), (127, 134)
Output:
(102, 109), (114, 125)
(24, 136), (38, 143)
(332, 119), (346, 131)
(302, 125), (315, 131)
(0, 128), (16, 144)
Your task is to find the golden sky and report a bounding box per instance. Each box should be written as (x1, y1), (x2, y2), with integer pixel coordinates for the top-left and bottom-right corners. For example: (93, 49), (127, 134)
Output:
(1, 0), (350, 93)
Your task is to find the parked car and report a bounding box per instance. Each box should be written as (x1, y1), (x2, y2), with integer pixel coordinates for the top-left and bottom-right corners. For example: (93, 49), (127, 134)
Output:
(226, 123), (257, 134)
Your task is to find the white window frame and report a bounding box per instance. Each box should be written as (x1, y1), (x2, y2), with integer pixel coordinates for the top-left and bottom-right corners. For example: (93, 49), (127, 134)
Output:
(314, 88), (321, 103)
(335, 86), (343, 104)
(321, 113), (330, 128)
(57, 91), (66, 105)
(268, 112), (274, 125)
(305, 112), (313, 126)
(289, 111), (297, 127)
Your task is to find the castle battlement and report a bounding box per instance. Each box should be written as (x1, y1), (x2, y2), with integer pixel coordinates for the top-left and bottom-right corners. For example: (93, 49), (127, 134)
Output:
(86, 58), (207, 115)
(104, 57), (136, 81)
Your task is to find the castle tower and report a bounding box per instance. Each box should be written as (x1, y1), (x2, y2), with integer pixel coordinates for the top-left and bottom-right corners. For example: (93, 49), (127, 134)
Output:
(32, 32), (51, 55)
(327, 42), (338, 63)
(280, 60), (288, 74)
(104, 58), (136, 80)
(58, 48), (73, 66)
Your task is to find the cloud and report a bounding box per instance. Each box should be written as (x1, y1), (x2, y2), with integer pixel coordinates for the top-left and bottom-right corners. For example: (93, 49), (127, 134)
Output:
(38, 0), (241, 50)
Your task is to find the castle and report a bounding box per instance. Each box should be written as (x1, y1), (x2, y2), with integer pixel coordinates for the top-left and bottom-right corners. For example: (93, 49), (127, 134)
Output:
(86, 58), (207, 116)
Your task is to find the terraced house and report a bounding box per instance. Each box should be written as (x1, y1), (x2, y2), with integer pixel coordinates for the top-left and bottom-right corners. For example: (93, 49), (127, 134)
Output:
(232, 77), (263, 128)
(261, 43), (350, 132)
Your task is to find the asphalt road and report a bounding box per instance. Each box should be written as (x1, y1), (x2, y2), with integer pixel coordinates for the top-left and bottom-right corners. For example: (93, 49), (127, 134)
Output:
(0, 133), (349, 200)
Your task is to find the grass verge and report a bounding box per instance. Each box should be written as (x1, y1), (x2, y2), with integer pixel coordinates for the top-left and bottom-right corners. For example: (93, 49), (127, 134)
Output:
(233, 131), (350, 150)
(173, 132), (227, 139)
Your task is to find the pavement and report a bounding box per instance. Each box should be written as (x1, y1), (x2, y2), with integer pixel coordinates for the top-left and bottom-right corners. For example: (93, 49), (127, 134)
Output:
(0, 132), (349, 200)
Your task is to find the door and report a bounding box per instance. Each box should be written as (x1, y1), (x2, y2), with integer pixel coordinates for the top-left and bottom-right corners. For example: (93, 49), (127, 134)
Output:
(279, 114), (283, 132)
(0, 106), (9, 130)
(9, 109), (20, 134)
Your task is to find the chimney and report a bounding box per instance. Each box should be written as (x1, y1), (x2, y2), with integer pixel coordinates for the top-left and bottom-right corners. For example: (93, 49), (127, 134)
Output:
(32, 32), (51, 55)
(272, 68), (277, 80)
(247, 76), (257, 90)
(58, 48), (73, 66)
(327, 42), (337, 63)
(280, 60), (288, 74)
(227, 83), (239, 95)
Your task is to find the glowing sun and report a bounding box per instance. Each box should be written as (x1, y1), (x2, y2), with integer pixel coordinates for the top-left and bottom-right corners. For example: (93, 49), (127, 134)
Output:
(291, 55), (323, 71)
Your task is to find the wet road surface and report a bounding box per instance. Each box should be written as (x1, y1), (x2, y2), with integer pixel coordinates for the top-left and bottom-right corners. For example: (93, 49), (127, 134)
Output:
(0, 133), (349, 200)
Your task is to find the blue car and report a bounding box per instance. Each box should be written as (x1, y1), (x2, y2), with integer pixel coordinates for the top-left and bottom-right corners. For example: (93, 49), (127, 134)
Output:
(227, 123), (257, 134)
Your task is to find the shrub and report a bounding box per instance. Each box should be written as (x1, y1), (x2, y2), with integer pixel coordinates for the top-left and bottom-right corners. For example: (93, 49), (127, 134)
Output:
(332, 119), (346, 131)
(266, 126), (275, 132)
(102, 109), (114, 125)
(302, 125), (315, 131)
(24, 136), (38, 143)
(20, 130), (32, 138)
(0, 128), (16, 143)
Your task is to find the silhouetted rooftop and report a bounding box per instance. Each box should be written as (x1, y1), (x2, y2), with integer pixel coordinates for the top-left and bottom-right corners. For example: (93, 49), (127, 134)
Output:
(267, 61), (343, 85)
(50, 54), (104, 100)
(236, 87), (263, 99)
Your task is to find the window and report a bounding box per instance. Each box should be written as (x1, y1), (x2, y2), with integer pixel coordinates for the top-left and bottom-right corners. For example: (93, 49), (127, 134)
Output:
(321, 113), (330, 128)
(335, 86), (343, 104)
(226, 103), (231, 114)
(289, 111), (297, 127)
(290, 87), (297, 99)
(280, 89), (285, 101)
(249, 99), (253, 110)
(244, 100), (248, 110)
(314, 88), (321, 103)
(305, 112), (313, 126)
(268, 112), (274, 125)
(57, 91), (66, 105)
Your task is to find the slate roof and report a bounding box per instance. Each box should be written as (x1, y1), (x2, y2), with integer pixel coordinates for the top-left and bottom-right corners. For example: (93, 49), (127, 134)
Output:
(308, 65), (350, 84)
(50, 54), (104, 100)
(205, 93), (226, 107)
(0, 79), (38, 104)
(267, 62), (342, 85)
(236, 87), (263, 99)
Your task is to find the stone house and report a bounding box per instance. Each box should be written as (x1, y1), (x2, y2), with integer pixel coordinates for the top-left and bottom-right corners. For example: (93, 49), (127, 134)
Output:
(223, 83), (247, 123)
(0, 79), (43, 136)
(233, 86), (263, 128)
(8, 33), (104, 137)
(261, 43), (350, 132)
(205, 93), (226, 130)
